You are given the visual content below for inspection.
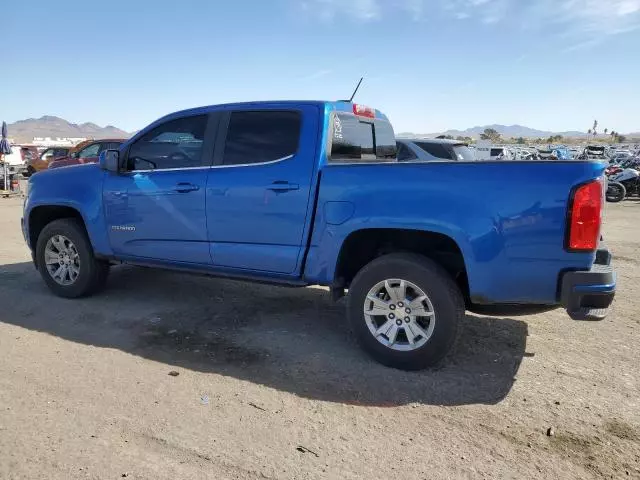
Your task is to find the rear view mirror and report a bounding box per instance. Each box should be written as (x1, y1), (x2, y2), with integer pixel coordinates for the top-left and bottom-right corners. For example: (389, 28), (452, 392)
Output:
(99, 150), (120, 173)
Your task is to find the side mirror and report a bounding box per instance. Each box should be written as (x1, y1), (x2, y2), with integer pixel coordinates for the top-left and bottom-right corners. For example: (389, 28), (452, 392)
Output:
(99, 149), (120, 173)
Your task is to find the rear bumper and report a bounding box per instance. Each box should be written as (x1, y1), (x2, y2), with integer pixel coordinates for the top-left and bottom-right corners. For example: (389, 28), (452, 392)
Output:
(560, 248), (615, 320)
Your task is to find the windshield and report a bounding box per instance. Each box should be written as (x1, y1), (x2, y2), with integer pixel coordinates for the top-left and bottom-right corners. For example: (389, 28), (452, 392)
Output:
(452, 144), (475, 161)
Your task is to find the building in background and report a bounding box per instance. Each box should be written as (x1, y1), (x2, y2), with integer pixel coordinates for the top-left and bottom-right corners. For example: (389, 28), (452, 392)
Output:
(32, 137), (87, 147)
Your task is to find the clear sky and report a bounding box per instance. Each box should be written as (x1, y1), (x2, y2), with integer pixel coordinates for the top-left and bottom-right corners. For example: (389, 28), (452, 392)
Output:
(5, 0), (640, 134)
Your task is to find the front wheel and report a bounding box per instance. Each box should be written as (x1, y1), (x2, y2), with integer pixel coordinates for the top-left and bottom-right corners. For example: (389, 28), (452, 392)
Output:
(36, 218), (110, 298)
(606, 182), (626, 203)
(348, 253), (463, 370)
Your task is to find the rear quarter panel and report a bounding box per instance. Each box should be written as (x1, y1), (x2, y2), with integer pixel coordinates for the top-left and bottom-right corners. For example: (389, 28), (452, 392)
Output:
(304, 161), (606, 305)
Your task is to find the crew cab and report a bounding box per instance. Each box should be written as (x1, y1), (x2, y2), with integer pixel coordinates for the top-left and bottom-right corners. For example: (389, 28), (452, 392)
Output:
(22, 101), (616, 370)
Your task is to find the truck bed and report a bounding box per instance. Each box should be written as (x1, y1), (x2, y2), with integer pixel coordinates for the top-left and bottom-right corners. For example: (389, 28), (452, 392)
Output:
(305, 160), (606, 306)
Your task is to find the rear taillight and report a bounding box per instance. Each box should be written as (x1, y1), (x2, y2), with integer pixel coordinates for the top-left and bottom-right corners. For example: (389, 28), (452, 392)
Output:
(352, 104), (375, 118)
(567, 179), (602, 251)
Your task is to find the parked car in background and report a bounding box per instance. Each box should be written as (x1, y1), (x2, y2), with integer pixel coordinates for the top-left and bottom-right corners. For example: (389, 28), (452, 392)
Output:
(537, 149), (556, 160)
(552, 147), (572, 160)
(18, 145), (40, 165)
(578, 145), (607, 161)
(0, 145), (32, 178)
(472, 142), (514, 161)
(48, 139), (126, 169)
(396, 138), (476, 161)
(23, 100), (615, 370)
(26, 146), (72, 176)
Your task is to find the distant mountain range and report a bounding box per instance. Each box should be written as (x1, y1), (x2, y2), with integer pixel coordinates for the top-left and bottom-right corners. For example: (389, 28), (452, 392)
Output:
(5, 117), (637, 144)
(6, 116), (130, 143)
(399, 124), (595, 140)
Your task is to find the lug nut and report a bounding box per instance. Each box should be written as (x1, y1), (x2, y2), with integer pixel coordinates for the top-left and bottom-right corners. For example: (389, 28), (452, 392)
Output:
(396, 319), (402, 326)
(389, 304), (396, 310)
(404, 317), (410, 323)
(405, 308), (411, 314)
(398, 302), (404, 307)
(388, 313), (395, 319)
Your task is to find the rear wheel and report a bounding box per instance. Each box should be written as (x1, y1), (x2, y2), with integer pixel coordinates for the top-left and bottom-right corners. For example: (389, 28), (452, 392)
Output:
(606, 182), (625, 202)
(348, 253), (463, 370)
(36, 218), (110, 298)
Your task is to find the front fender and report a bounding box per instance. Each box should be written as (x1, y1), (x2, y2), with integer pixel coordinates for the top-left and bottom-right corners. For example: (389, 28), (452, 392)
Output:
(25, 165), (112, 256)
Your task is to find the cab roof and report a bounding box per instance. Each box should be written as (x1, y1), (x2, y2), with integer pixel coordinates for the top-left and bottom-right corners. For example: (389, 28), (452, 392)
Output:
(160, 100), (390, 123)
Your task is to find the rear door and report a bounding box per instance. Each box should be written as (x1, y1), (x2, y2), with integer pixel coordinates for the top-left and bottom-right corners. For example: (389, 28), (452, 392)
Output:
(206, 106), (319, 274)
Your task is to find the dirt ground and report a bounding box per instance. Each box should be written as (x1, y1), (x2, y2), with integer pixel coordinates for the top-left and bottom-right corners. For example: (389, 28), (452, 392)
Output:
(0, 195), (638, 480)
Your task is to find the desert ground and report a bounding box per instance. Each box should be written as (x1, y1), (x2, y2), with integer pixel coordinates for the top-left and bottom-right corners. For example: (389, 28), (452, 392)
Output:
(0, 195), (638, 479)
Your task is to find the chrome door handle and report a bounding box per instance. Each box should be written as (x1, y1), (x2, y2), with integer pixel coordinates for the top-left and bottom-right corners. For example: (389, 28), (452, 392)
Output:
(174, 183), (199, 193)
(266, 181), (299, 192)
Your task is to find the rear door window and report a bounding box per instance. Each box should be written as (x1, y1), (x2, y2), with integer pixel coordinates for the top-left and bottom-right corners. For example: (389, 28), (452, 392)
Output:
(415, 142), (453, 160)
(223, 111), (301, 166)
(330, 112), (396, 162)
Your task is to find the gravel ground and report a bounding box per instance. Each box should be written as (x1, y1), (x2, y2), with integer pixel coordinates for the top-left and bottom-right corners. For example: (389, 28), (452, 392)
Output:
(0, 196), (638, 480)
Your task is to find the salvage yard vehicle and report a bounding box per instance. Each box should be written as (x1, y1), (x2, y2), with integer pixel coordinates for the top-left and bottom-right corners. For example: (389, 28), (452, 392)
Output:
(0, 144), (29, 177)
(25, 146), (71, 176)
(395, 138), (476, 161)
(578, 145), (607, 161)
(22, 100), (616, 370)
(607, 166), (640, 202)
(48, 139), (126, 169)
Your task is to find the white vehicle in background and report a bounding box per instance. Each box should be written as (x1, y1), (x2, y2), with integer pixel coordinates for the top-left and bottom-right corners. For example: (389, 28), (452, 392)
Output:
(474, 141), (514, 161)
(0, 145), (27, 177)
(511, 147), (538, 160)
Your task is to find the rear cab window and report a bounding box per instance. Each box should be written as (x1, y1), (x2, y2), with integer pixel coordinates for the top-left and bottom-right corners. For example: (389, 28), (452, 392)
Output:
(329, 104), (396, 163)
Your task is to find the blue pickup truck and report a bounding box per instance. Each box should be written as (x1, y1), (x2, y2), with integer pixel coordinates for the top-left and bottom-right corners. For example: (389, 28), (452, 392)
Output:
(22, 101), (615, 370)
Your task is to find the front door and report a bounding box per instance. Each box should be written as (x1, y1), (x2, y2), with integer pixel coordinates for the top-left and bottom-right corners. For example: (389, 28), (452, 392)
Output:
(206, 106), (319, 274)
(103, 113), (216, 265)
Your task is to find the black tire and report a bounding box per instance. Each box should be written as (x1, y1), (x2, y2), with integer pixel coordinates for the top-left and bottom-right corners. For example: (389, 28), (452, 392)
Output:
(348, 253), (463, 370)
(606, 182), (626, 203)
(36, 218), (110, 298)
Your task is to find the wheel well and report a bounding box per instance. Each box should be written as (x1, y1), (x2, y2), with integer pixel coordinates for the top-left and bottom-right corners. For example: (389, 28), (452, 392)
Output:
(28, 206), (84, 251)
(335, 229), (469, 299)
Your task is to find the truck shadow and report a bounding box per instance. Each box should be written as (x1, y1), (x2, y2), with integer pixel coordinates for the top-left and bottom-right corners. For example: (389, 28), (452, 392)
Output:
(0, 262), (529, 407)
